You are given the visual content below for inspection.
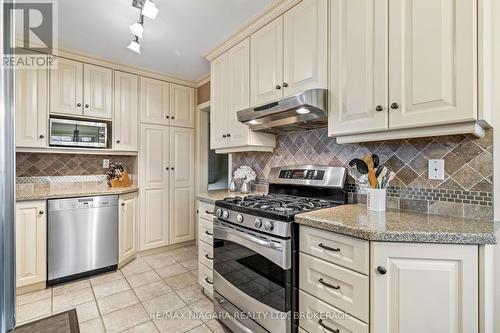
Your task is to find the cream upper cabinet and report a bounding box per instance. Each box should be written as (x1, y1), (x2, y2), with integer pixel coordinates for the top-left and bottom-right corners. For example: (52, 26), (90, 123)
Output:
(371, 242), (478, 333)
(169, 127), (195, 244)
(169, 84), (195, 128)
(16, 201), (46, 288)
(250, 16), (283, 106)
(283, 0), (327, 96)
(118, 192), (138, 264)
(83, 64), (113, 119)
(140, 77), (170, 125)
(388, 0), (477, 129)
(50, 57), (83, 116)
(210, 55), (229, 150)
(114, 71), (138, 151)
(329, 0), (389, 136)
(15, 66), (48, 148)
(227, 38), (251, 148)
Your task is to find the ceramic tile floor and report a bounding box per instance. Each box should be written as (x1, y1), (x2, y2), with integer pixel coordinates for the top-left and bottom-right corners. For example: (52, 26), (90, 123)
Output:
(16, 244), (229, 333)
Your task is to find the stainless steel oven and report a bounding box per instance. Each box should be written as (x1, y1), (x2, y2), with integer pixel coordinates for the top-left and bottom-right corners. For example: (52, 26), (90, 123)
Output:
(49, 117), (107, 148)
(213, 219), (292, 333)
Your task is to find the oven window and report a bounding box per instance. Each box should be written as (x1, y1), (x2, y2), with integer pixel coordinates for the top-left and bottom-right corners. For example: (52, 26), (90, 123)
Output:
(214, 239), (289, 313)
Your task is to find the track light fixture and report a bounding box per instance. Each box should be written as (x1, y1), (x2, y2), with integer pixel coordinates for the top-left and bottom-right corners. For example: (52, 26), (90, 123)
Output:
(141, 0), (159, 19)
(129, 15), (144, 38)
(127, 0), (159, 53)
(127, 36), (141, 54)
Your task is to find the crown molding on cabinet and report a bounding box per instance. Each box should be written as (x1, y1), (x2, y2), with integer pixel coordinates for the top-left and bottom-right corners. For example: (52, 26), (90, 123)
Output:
(205, 0), (302, 61)
(195, 73), (210, 87)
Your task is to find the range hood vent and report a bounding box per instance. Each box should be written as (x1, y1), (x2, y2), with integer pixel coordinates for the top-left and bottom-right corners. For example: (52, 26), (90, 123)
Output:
(237, 89), (327, 134)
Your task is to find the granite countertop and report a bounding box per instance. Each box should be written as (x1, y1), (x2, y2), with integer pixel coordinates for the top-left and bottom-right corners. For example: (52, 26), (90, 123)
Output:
(16, 182), (139, 201)
(197, 190), (267, 204)
(296, 204), (498, 245)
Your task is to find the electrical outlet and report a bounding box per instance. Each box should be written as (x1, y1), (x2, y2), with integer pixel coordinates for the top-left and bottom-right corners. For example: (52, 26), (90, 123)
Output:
(102, 159), (110, 168)
(428, 159), (445, 180)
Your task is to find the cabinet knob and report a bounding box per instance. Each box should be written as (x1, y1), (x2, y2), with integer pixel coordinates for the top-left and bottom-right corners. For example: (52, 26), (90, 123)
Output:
(165, 167), (170, 170)
(222, 134), (227, 138)
(171, 116), (175, 120)
(39, 134), (45, 139)
(275, 85), (281, 90)
(283, 82), (288, 88)
(85, 104), (90, 108)
(227, 133), (231, 138)
(377, 266), (387, 275)
(375, 105), (384, 112)
(121, 203), (125, 206)
(171, 167), (175, 171)
(166, 115), (170, 119)
(116, 140), (120, 144)
(77, 103), (82, 107)
(38, 211), (44, 215)
(390, 103), (399, 110)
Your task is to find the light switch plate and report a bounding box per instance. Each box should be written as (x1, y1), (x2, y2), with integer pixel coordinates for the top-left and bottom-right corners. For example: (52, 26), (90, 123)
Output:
(428, 159), (445, 180)
(102, 159), (110, 168)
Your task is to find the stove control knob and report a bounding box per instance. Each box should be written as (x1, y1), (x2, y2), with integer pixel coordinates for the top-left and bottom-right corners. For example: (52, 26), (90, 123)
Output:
(222, 210), (229, 219)
(264, 221), (274, 231)
(236, 214), (244, 223)
(254, 218), (263, 228)
(216, 208), (223, 218)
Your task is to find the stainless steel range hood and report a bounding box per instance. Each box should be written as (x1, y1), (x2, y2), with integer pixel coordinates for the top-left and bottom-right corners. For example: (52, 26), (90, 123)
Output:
(237, 88), (327, 134)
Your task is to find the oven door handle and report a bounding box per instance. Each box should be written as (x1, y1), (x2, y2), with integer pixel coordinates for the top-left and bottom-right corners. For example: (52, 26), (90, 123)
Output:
(214, 224), (282, 250)
(215, 297), (255, 333)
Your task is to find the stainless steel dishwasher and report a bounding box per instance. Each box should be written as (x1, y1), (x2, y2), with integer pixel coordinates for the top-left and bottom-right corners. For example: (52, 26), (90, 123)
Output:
(48, 195), (118, 285)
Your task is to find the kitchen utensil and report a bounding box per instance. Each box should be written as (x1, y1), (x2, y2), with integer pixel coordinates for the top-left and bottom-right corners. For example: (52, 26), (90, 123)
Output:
(363, 155), (377, 188)
(240, 181), (251, 194)
(229, 179), (237, 192)
(348, 158), (369, 175)
(376, 166), (388, 188)
(372, 154), (380, 168)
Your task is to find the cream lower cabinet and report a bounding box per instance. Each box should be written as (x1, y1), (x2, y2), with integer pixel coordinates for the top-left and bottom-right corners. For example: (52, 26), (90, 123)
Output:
(197, 200), (214, 299)
(16, 201), (47, 288)
(371, 242), (478, 333)
(114, 71), (138, 151)
(118, 192), (138, 266)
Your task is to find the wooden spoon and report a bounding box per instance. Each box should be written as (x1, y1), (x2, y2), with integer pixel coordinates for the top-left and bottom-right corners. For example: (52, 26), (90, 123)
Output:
(363, 155), (377, 189)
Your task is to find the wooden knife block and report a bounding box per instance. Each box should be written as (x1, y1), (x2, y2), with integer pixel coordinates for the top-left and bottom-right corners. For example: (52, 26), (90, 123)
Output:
(110, 170), (132, 188)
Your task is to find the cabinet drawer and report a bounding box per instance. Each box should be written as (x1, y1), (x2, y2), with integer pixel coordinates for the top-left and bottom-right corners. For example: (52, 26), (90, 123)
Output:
(299, 253), (369, 323)
(198, 201), (215, 221)
(299, 290), (368, 333)
(198, 217), (213, 245)
(199, 241), (214, 268)
(199, 261), (213, 293)
(300, 225), (369, 275)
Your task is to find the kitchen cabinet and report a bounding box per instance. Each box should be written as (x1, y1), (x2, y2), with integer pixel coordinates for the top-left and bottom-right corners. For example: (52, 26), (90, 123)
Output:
(210, 38), (275, 152)
(50, 58), (112, 119)
(140, 77), (170, 125)
(169, 127), (195, 244)
(15, 201), (46, 288)
(118, 192), (138, 265)
(330, 0), (485, 142)
(15, 65), (48, 148)
(250, 0), (327, 106)
(113, 71), (139, 151)
(197, 200), (214, 299)
(139, 124), (169, 250)
(169, 84), (195, 128)
(371, 242), (478, 333)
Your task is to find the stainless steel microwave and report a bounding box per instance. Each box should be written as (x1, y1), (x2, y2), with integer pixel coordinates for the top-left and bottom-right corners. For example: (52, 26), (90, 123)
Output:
(49, 118), (108, 148)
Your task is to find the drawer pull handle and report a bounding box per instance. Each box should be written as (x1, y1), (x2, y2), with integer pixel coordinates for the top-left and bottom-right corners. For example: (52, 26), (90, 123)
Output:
(205, 210), (214, 215)
(204, 254), (213, 260)
(205, 231), (213, 236)
(318, 243), (340, 252)
(318, 319), (340, 333)
(205, 277), (213, 285)
(318, 278), (340, 290)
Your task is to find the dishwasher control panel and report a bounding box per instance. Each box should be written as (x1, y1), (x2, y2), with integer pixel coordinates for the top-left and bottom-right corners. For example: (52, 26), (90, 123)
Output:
(48, 195), (118, 211)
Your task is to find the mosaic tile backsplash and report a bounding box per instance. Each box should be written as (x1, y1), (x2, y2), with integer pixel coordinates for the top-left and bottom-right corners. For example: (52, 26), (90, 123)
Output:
(232, 128), (494, 220)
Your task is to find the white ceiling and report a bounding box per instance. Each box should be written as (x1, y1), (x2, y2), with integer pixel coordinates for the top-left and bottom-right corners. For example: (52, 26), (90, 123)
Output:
(56, 0), (273, 81)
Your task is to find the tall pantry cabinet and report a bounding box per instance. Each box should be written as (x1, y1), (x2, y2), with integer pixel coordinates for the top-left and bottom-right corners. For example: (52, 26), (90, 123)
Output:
(139, 77), (195, 251)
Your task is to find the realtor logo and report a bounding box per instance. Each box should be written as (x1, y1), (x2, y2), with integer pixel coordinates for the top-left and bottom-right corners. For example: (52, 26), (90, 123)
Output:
(2, 0), (58, 68)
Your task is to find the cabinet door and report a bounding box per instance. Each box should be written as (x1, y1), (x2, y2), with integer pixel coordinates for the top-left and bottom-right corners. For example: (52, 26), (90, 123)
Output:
(170, 84), (195, 128)
(371, 242), (478, 333)
(226, 38), (251, 147)
(170, 127), (194, 244)
(83, 64), (113, 119)
(283, 0), (327, 96)
(250, 16), (283, 106)
(140, 77), (170, 125)
(114, 71), (138, 151)
(329, 0), (389, 136)
(119, 192), (138, 264)
(140, 124), (169, 189)
(16, 201), (46, 287)
(140, 188), (169, 250)
(210, 55), (228, 149)
(49, 57), (83, 116)
(388, 0), (477, 129)
(15, 66), (48, 148)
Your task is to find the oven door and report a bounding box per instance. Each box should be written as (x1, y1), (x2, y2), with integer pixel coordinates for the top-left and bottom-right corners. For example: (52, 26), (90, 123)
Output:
(213, 219), (291, 333)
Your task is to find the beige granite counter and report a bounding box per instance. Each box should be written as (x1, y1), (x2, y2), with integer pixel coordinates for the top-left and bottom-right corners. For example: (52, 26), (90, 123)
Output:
(196, 190), (267, 204)
(296, 204), (498, 245)
(16, 182), (139, 201)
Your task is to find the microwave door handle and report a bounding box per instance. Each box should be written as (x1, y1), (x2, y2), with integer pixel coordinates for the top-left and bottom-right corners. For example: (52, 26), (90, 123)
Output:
(214, 224), (282, 250)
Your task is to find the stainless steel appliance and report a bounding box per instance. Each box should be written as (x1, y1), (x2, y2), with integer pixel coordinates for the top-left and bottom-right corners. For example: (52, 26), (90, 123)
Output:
(49, 117), (108, 148)
(213, 165), (348, 333)
(237, 89), (327, 134)
(47, 195), (119, 285)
